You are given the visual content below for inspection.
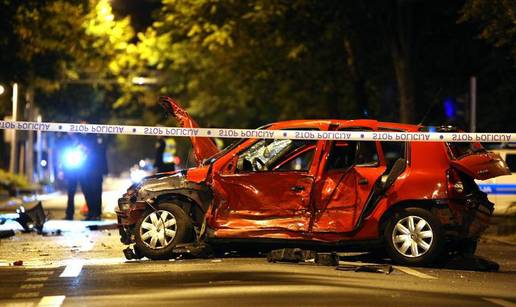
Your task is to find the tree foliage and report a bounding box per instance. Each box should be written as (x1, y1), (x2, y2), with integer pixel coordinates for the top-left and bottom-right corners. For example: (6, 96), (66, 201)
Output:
(0, 0), (135, 120)
(460, 0), (516, 63)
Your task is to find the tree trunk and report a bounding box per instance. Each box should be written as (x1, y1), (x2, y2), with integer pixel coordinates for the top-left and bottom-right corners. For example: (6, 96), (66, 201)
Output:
(343, 35), (369, 118)
(392, 50), (415, 123)
(383, 0), (417, 124)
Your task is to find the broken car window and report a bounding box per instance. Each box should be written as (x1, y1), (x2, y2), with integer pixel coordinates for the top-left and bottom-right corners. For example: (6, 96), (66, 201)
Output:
(356, 141), (379, 166)
(237, 139), (316, 172)
(326, 141), (356, 170)
(380, 141), (406, 172)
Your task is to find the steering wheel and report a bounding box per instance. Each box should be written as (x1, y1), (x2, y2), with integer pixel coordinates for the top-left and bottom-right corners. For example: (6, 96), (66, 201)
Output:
(252, 158), (267, 171)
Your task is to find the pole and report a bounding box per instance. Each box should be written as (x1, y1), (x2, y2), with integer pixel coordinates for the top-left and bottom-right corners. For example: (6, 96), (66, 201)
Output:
(25, 88), (34, 183)
(36, 114), (43, 181)
(9, 83), (18, 173)
(469, 76), (477, 133)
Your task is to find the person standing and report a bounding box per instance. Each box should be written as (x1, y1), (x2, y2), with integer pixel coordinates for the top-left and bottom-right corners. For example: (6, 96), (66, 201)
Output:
(61, 133), (81, 220)
(79, 133), (108, 220)
(154, 136), (176, 173)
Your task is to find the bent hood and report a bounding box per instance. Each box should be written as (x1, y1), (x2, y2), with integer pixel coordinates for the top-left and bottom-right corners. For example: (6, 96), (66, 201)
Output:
(160, 96), (219, 164)
(451, 151), (511, 180)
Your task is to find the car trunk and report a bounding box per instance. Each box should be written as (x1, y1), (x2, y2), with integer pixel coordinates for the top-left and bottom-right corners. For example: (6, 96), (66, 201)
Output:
(448, 143), (511, 180)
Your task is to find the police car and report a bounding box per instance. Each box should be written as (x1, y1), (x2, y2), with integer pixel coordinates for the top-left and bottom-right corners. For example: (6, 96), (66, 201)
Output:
(477, 147), (516, 215)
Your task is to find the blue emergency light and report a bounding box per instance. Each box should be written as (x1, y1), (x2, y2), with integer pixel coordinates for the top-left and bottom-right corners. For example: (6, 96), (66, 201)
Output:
(63, 146), (86, 169)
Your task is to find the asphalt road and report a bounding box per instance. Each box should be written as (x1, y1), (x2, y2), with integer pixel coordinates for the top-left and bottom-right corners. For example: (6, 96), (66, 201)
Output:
(1, 221), (516, 306)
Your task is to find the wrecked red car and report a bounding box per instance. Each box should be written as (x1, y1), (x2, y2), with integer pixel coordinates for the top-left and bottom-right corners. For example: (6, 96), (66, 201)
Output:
(116, 97), (510, 265)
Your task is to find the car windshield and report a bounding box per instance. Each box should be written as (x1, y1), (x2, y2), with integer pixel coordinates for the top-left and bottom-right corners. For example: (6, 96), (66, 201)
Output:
(201, 138), (245, 165)
(201, 124), (272, 165)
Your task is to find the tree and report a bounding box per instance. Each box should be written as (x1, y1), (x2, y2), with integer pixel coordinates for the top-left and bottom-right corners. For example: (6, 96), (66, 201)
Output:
(112, 0), (391, 128)
(0, 0), (135, 121)
(460, 0), (516, 64)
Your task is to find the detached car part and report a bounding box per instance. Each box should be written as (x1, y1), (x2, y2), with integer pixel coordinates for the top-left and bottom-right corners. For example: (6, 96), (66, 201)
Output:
(0, 201), (47, 233)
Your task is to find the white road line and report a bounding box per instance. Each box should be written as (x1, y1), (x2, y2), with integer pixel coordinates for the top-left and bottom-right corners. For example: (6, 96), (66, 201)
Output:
(37, 295), (66, 307)
(339, 260), (437, 279)
(20, 283), (44, 290)
(393, 266), (437, 279)
(13, 292), (40, 298)
(484, 298), (516, 307)
(59, 260), (84, 278)
(26, 277), (49, 282)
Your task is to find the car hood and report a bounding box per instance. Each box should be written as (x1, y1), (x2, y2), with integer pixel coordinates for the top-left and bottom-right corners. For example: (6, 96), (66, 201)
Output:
(159, 96), (220, 165)
(451, 151), (511, 180)
(134, 166), (210, 200)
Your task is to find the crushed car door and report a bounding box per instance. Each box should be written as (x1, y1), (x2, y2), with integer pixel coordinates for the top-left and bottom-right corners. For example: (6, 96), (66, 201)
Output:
(212, 138), (319, 233)
(312, 139), (385, 233)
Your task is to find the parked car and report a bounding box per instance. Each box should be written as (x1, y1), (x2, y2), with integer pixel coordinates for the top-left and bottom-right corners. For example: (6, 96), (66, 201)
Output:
(477, 147), (516, 215)
(116, 97), (511, 265)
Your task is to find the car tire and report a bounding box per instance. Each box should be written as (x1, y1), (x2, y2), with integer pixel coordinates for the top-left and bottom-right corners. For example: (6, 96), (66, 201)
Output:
(134, 202), (193, 260)
(384, 207), (445, 266)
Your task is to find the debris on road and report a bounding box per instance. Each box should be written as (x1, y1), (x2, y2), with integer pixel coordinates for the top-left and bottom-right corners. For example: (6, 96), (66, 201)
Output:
(86, 223), (118, 231)
(0, 229), (15, 239)
(11, 260), (23, 266)
(0, 201), (47, 234)
(336, 264), (393, 274)
(267, 248), (316, 263)
(315, 252), (339, 266)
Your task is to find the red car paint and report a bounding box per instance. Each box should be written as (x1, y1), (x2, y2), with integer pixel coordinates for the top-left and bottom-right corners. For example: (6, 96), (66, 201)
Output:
(117, 97), (511, 256)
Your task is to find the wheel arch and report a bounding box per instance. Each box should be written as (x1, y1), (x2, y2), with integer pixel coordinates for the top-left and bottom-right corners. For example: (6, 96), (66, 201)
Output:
(151, 191), (209, 228)
(378, 199), (446, 235)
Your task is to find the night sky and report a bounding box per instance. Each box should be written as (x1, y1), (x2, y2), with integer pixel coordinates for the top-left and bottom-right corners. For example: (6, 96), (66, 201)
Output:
(111, 0), (161, 32)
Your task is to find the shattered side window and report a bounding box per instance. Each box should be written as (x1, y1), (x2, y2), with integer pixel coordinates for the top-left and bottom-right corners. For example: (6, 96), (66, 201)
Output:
(237, 139), (316, 172)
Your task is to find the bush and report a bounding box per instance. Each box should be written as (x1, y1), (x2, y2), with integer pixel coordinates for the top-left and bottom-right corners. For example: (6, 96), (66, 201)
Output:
(0, 169), (32, 191)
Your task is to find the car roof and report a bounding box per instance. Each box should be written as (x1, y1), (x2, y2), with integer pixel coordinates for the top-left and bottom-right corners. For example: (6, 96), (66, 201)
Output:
(267, 119), (421, 131)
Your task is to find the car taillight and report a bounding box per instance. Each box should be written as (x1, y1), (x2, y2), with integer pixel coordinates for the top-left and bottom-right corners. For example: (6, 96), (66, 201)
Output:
(447, 168), (465, 198)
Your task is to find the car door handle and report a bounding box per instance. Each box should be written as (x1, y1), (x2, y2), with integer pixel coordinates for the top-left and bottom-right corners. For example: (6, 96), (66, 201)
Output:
(358, 178), (368, 185)
(291, 186), (305, 192)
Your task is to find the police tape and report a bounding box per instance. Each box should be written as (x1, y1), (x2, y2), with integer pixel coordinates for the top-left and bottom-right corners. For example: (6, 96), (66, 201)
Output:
(0, 120), (514, 143)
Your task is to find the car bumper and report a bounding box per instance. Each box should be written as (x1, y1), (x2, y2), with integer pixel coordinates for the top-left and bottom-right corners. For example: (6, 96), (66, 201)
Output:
(446, 193), (494, 239)
(116, 196), (146, 245)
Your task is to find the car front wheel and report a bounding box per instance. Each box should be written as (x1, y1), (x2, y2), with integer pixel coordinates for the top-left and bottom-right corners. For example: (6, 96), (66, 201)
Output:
(134, 202), (193, 260)
(384, 207), (445, 266)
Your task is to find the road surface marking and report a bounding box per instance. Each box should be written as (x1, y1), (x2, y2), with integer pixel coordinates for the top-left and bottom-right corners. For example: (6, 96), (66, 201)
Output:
(79, 240), (95, 252)
(339, 260), (436, 279)
(13, 292), (40, 298)
(394, 266), (437, 279)
(484, 298), (516, 307)
(37, 295), (66, 307)
(20, 283), (44, 290)
(83, 257), (128, 266)
(26, 277), (49, 282)
(59, 260), (84, 278)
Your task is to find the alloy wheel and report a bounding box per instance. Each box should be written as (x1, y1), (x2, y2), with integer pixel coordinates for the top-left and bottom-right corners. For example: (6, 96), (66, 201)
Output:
(391, 215), (434, 258)
(139, 210), (177, 250)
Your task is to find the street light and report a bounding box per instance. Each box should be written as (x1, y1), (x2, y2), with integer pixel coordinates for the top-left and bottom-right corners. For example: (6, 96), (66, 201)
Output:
(0, 84), (5, 96)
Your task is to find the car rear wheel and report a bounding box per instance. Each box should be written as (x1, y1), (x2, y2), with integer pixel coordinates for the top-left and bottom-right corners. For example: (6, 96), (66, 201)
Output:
(134, 202), (193, 260)
(385, 207), (445, 266)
